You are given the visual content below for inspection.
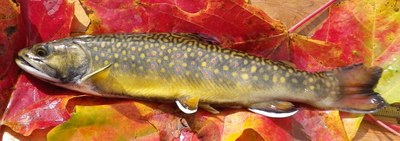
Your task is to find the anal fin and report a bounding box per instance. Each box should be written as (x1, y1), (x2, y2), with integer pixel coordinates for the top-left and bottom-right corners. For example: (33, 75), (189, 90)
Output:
(199, 104), (220, 114)
(176, 96), (200, 114)
(248, 101), (298, 118)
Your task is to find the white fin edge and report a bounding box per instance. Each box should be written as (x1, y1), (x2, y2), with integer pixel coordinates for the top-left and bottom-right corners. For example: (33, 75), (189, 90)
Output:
(176, 100), (197, 114)
(248, 108), (298, 118)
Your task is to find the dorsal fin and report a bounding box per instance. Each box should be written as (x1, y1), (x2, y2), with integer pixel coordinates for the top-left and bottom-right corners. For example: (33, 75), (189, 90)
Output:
(185, 33), (221, 45)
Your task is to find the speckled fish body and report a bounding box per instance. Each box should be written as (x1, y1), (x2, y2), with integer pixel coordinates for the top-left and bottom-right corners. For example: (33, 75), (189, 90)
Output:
(16, 33), (387, 117)
(78, 34), (334, 105)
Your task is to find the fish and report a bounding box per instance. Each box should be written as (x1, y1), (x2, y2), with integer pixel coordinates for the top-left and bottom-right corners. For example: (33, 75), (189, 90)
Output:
(15, 33), (387, 118)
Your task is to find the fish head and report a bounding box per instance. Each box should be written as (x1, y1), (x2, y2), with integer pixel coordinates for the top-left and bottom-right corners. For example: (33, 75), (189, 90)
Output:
(15, 39), (90, 84)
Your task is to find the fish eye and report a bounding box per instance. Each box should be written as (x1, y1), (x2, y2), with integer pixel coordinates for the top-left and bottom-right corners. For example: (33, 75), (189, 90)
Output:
(35, 47), (49, 57)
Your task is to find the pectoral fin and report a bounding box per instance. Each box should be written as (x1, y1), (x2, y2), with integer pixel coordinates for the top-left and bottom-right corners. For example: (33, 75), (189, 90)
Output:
(76, 63), (129, 97)
(81, 63), (113, 82)
(176, 96), (200, 114)
(248, 101), (298, 118)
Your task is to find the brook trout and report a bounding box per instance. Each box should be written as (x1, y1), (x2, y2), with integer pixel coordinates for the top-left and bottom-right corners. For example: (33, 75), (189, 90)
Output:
(15, 33), (386, 118)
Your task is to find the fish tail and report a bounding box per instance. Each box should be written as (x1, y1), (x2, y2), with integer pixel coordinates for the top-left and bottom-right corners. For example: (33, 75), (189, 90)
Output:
(333, 63), (387, 113)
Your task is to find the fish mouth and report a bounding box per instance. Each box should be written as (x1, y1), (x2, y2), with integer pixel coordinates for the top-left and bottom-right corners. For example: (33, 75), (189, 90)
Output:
(15, 54), (61, 83)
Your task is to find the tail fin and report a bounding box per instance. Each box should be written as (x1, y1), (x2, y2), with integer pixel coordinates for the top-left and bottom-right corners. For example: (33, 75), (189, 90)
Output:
(333, 64), (387, 113)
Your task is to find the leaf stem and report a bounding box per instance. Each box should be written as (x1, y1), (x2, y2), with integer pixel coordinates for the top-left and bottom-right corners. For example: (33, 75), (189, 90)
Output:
(366, 114), (400, 136)
(288, 0), (337, 33)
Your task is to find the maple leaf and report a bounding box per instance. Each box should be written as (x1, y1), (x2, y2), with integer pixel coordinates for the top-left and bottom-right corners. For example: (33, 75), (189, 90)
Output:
(312, 0), (400, 139)
(4, 0), (400, 140)
(0, 0), (26, 119)
(1, 74), (76, 136)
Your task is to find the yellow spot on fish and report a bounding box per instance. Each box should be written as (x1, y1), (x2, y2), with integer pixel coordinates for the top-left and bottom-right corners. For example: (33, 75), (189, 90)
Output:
(232, 72), (238, 77)
(241, 73), (249, 80)
(151, 51), (157, 56)
(122, 50), (127, 55)
(116, 42), (122, 48)
(259, 68), (265, 73)
(104, 60), (109, 65)
(139, 66), (144, 70)
(273, 66), (278, 70)
(187, 48), (192, 52)
(198, 52), (203, 56)
(280, 77), (286, 83)
(131, 56), (135, 60)
(114, 53), (119, 58)
(243, 60), (249, 65)
(252, 76), (258, 81)
(140, 53), (145, 59)
(182, 63), (188, 67)
(167, 49), (172, 54)
(157, 59), (162, 63)
(94, 56), (99, 61)
(163, 56), (169, 60)
(250, 66), (257, 73)
(100, 43), (106, 48)
(93, 47), (98, 51)
(214, 69), (219, 74)
(223, 65), (229, 71)
(160, 68), (166, 72)
(169, 62), (175, 67)
(161, 45), (166, 50)
(308, 77), (314, 82)
(144, 44), (149, 49)
(195, 73), (200, 78)
(263, 75), (269, 81)
(100, 52), (105, 57)
(187, 41), (194, 46)
(123, 57), (127, 61)
(185, 71), (190, 75)
(190, 52), (195, 57)
(131, 47), (136, 51)
(291, 78), (298, 83)
(272, 75), (278, 83)
(173, 47), (178, 51)
(224, 55), (229, 60)
(201, 62), (207, 67)
(288, 69), (294, 73)
(107, 48), (111, 52)
(114, 63), (119, 68)
(326, 82), (331, 87)
(309, 85), (315, 90)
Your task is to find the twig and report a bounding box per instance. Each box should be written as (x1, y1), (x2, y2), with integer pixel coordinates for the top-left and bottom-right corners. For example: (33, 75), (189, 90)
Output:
(289, 0), (337, 33)
(366, 114), (400, 136)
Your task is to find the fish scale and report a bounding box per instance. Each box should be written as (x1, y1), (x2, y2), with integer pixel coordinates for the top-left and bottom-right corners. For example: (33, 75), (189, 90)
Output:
(16, 33), (387, 118)
(70, 33), (339, 108)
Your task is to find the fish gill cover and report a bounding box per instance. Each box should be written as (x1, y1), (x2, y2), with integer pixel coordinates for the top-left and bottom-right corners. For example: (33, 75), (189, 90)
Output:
(0, 0), (399, 140)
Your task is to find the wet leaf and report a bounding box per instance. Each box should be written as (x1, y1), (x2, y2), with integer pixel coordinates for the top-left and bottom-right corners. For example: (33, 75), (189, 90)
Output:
(312, 0), (400, 139)
(312, 0), (400, 100)
(47, 103), (160, 141)
(18, 0), (74, 43)
(81, 0), (288, 57)
(6, 0), (396, 140)
(1, 74), (76, 136)
(0, 1), (27, 133)
(293, 109), (348, 140)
